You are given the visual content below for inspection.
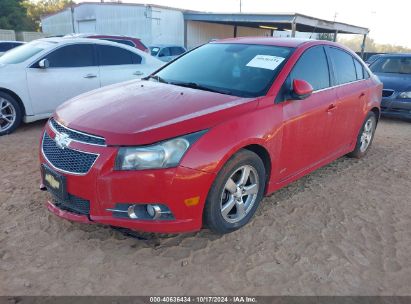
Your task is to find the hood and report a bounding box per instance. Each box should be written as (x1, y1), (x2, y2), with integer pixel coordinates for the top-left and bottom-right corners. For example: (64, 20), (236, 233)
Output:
(55, 80), (257, 146)
(375, 73), (411, 93)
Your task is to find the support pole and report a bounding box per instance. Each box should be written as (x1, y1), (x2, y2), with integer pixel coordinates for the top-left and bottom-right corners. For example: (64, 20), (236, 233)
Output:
(184, 20), (188, 49)
(333, 30), (338, 42)
(361, 33), (367, 59)
(291, 22), (296, 38)
(234, 25), (237, 38)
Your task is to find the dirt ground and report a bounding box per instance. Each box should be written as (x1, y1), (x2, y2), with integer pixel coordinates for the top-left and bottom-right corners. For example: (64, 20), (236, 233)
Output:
(0, 118), (410, 296)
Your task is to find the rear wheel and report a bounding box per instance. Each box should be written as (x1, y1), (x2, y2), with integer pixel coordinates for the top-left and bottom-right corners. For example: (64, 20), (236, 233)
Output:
(0, 92), (22, 136)
(204, 150), (266, 234)
(348, 112), (377, 158)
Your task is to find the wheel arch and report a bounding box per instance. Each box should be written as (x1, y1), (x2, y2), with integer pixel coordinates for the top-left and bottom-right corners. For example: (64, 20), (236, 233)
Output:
(241, 144), (272, 194)
(0, 87), (26, 116)
(370, 107), (380, 122)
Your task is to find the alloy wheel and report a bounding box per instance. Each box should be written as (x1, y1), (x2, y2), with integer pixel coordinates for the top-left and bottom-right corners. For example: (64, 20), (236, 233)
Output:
(0, 97), (16, 132)
(360, 117), (375, 153)
(220, 165), (259, 223)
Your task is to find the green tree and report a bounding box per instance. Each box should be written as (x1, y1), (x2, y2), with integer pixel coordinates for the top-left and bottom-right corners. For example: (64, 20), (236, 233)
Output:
(0, 0), (35, 30)
(23, 0), (74, 31)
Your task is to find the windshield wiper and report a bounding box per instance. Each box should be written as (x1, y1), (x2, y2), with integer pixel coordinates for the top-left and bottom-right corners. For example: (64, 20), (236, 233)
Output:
(169, 81), (233, 95)
(143, 75), (169, 84)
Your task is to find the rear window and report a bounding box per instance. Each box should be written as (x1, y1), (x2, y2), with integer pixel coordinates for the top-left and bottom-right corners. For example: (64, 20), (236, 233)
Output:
(370, 57), (411, 74)
(170, 47), (185, 56)
(101, 38), (135, 47)
(354, 59), (365, 80)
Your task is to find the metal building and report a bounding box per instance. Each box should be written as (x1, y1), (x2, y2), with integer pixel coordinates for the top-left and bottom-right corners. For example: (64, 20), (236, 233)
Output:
(41, 2), (369, 52)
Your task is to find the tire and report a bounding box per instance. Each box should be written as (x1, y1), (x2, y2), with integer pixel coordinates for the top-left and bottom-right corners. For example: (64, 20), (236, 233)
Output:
(203, 149), (266, 234)
(348, 112), (377, 159)
(0, 92), (22, 136)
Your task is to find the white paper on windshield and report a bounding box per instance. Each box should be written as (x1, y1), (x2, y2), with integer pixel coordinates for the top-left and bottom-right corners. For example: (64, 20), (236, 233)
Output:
(246, 55), (285, 70)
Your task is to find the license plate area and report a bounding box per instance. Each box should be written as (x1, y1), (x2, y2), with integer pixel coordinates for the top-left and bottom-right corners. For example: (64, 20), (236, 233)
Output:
(41, 164), (67, 200)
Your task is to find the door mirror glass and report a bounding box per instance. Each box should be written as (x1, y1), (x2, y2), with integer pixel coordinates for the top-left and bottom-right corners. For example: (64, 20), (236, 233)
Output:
(38, 58), (49, 69)
(292, 79), (313, 100)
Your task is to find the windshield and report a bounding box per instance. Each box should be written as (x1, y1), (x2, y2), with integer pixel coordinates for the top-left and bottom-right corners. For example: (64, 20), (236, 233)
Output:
(0, 41), (54, 64)
(150, 47), (160, 56)
(370, 57), (411, 74)
(153, 43), (293, 97)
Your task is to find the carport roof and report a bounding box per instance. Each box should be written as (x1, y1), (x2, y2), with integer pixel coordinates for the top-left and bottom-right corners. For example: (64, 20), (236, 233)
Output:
(183, 12), (369, 35)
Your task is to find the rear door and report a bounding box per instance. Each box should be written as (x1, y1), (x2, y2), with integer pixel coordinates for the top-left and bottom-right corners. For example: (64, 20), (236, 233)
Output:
(278, 46), (337, 180)
(326, 47), (369, 151)
(26, 43), (100, 115)
(97, 44), (149, 87)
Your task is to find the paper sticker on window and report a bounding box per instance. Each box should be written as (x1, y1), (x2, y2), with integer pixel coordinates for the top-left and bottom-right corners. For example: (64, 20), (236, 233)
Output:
(246, 55), (285, 70)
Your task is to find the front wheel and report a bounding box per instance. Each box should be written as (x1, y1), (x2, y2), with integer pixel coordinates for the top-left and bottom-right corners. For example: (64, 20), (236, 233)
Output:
(203, 150), (266, 234)
(348, 112), (377, 158)
(0, 92), (22, 136)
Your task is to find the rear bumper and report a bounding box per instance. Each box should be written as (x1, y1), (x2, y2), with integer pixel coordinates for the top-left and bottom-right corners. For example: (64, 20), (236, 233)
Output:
(381, 98), (411, 119)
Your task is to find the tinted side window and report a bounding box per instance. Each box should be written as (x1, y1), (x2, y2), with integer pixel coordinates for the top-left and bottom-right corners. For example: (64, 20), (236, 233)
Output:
(97, 45), (141, 65)
(329, 48), (357, 84)
(102, 38), (135, 47)
(354, 59), (364, 80)
(170, 47), (185, 56)
(45, 44), (95, 68)
(289, 46), (330, 91)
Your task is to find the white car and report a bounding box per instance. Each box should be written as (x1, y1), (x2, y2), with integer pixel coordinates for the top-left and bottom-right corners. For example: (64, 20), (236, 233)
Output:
(0, 41), (26, 56)
(0, 37), (164, 135)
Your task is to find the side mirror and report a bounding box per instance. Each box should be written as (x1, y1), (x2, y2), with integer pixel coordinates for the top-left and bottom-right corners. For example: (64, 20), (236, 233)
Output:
(38, 58), (49, 69)
(292, 79), (313, 100)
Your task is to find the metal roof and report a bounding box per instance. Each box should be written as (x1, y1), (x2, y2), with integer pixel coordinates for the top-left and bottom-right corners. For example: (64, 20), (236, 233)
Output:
(183, 12), (369, 35)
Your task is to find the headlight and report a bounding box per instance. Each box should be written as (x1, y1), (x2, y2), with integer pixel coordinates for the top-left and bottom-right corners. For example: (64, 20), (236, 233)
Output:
(115, 130), (206, 170)
(398, 91), (411, 99)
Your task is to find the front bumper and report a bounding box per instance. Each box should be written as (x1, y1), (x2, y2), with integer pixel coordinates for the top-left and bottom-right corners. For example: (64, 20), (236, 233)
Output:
(40, 124), (215, 233)
(381, 97), (411, 119)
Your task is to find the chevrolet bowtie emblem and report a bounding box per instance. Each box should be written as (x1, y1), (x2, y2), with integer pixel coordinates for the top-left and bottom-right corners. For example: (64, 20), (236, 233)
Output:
(55, 132), (71, 149)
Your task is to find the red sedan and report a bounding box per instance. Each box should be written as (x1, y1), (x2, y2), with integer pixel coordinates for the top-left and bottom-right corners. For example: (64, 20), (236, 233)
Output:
(39, 37), (382, 234)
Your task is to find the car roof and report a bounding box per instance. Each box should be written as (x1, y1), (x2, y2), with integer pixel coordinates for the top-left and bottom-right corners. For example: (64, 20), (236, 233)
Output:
(212, 37), (341, 48)
(379, 53), (411, 57)
(150, 44), (185, 48)
(0, 41), (25, 44)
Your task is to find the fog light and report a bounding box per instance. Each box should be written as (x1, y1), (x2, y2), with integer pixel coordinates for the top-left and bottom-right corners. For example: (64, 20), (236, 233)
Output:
(146, 204), (161, 220)
(128, 205), (138, 219)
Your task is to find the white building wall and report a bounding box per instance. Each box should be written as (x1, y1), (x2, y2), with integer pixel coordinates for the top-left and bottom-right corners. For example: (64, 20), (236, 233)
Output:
(150, 8), (184, 46)
(186, 21), (234, 49)
(41, 9), (73, 35)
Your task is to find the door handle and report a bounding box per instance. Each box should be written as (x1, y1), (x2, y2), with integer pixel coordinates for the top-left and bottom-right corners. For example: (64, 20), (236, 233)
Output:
(327, 104), (337, 112)
(84, 74), (97, 79)
(359, 92), (366, 98)
(133, 71), (144, 76)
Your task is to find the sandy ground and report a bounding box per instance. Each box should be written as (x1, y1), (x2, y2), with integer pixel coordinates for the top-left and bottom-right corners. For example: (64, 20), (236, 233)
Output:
(0, 118), (410, 296)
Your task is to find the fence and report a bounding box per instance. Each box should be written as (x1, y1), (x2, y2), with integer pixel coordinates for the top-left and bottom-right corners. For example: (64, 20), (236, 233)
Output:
(0, 29), (48, 42)
(0, 29), (16, 41)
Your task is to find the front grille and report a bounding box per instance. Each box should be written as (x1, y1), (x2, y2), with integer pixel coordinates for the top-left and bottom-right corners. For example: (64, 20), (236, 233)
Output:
(52, 193), (90, 215)
(42, 132), (98, 175)
(49, 118), (106, 146)
(382, 89), (395, 97)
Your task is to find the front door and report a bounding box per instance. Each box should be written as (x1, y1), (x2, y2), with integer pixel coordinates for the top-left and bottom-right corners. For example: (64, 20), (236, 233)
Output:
(278, 46), (337, 180)
(27, 43), (100, 115)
